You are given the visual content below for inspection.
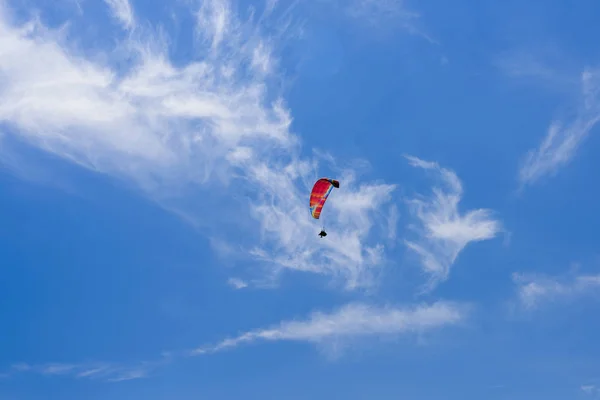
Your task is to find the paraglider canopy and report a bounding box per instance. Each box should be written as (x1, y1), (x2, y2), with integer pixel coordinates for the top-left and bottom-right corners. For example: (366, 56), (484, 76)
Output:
(310, 178), (339, 237)
(309, 178), (339, 219)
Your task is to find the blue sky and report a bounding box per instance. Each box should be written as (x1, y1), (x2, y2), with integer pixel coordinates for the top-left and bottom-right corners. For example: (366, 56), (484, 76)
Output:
(1, 0), (600, 398)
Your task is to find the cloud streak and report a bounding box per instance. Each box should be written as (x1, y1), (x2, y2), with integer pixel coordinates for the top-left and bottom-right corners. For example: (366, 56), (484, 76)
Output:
(581, 385), (600, 397)
(5, 359), (162, 382)
(104, 0), (135, 30)
(191, 300), (468, 355)
(513, 271), (600, 310)
(403, 156), (501, 291)
(518, 68), (600, 186)
(343, 0), (435, 43)
(227, 277), (248, 289)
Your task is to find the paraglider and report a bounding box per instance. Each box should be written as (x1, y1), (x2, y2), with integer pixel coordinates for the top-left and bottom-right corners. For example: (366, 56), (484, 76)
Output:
(309, 178), (339, 238)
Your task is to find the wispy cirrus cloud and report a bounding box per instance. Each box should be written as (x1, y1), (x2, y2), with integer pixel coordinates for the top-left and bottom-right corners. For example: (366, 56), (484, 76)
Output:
(227, 277), (248, 289)
(518, 67), (600, 186)
(403, 156), (502, 291)
(513, 271), (600, 310)
(496, 52), (558, 81)
(5, 359), (163, 382)
(581, 384), (600, 397)
(104, 0), (134, 30)
(344, 0), (434, 42)
(347, 0), (417, 24)
(191, 300), (468, 355)
(0, 0), (398, 289)
(494, 45), (580, 92)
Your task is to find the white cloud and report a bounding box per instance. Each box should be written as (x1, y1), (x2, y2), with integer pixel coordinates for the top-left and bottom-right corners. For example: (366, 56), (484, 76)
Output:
(191, 300), (468, 355)
(513, 271), (600, 310)
(104, 0), (135, 30)
(0, 0), (398, 289)
(403, 156), (502, 291)
(227, 277), (248, 289)
(0, 0), (293, 184)
(518, 67), (600, 186)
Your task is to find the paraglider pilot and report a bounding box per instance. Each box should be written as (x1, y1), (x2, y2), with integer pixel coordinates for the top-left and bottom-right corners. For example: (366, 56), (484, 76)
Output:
(318, 230), (327, 238)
